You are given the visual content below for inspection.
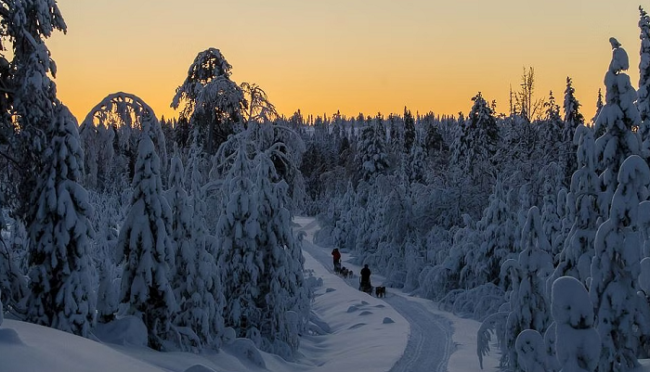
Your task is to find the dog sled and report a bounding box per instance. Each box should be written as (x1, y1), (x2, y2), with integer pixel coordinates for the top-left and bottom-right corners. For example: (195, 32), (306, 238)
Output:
(359, 278), (372, 294)
(358, 279), (386, 297)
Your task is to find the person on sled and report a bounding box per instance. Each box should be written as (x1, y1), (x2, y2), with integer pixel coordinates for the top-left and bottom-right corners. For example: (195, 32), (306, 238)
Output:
(332, 248), (341, 272)
(360, 264), (372, 292)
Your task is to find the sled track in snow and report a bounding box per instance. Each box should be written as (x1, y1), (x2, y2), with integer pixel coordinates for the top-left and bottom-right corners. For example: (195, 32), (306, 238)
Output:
(298, 222), (454, 372)
(385, 296), (453, 372)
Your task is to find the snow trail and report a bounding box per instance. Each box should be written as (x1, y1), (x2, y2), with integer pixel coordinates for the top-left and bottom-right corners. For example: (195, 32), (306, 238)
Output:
(296, 217), (454, 372)
(385, 296), (453, 372)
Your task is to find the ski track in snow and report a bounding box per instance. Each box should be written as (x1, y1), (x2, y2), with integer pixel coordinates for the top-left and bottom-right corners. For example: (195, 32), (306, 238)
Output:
(297, 219), (454, 372)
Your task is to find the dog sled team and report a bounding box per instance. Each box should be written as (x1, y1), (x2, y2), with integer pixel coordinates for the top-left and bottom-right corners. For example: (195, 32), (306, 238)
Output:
(332, 248), (386, 298)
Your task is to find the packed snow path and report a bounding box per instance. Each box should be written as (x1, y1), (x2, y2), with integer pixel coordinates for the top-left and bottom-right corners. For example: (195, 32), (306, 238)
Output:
(384, 297), (454, 372)
(296, 217), (454, 372)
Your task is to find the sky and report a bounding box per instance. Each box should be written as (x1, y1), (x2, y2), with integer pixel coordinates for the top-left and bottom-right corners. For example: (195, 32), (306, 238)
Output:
(49, 1), (644, 123)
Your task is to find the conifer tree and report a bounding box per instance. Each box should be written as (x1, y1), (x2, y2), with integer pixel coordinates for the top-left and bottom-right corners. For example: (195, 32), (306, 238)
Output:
(403, 107), (416, 153)
(334, 181), (357, 251)
(188, 136), (225, 348)
(25, 105), (95, 337)
(406, 131), (427, 185)
(357, 114), (390, 182)
(548, 125), (599, 289)
(590, 155), (650, 372)
(115, 120), (177, 350)
(638, 6), (650, 153)
(503, 206), (554, 371)
(452, 92), (498, 185)
(9, 0), (67, 221)
(541, 166), (562, 260)
(561, 77), (584, 186)
(254, 146), (308, 356)
(541, 91), (563, 167)
(165, 153), (208, 349)
(216, 137), (262, 339)
(472, 180), (517, 287)
(0, 195), (27, 312)
(595, 38), (641, 219)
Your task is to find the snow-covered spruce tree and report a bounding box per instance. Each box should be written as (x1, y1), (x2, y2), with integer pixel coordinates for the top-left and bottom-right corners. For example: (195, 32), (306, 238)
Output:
(215, 136), (262, 339)
(9, 0), (67, 221)
(0, 199), (27, 312)
(354, 179), (388, 262)
(372, 179), (414, 288)
(171, 48), (246, 154)
(472, 179), (517, 288)
(254, 145), (308, 358)
(95, 221), (119, 324)
(451, 92), (498, 188)
(25, 105), (95, 337)
(551, 276), (600, 372)
(164, 153), (207, 350)
(593, 89), (605, 134)
(115, 119), (177, 351)
(561, 77), (584, 186)
(541, 164), (562, 262)
(333, 181), (357, 252)
(188, 137), (225, 348)
(639, 6), (650, 160)
(83, 190), (122, 324)
(590, 155), (650, 372)
(403, 107), (416, 153)
(406, 129), (428, 185)
(595, 38), (642, 219)
(547, 125), (599, 290)
(357, 114), (390, 182)
(541, 91), (564, 167)
(555, 188), (572, 260)
(503, 206), (554, 371)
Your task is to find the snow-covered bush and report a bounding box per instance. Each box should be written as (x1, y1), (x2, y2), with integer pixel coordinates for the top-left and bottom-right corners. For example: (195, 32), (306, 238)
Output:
(515, 329), (547, 372)
(552, 276), (600, 372)
(503, 206), (553, 370)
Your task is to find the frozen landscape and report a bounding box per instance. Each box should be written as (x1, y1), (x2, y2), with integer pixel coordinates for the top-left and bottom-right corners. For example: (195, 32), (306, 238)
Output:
(5, 2), (650, 372)
(0, 216), (496, 372)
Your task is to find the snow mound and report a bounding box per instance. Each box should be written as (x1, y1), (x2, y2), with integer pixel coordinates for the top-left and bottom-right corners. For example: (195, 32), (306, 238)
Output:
(184, 365), (216, 372)
(383, 317), (395, 324)
(93, 316), (148, 347)
(348, 323), (366, 330)
(221, 327), (237, 345)
(0, 328), (23, 345)
(0, 320), (163, 372)
(226, 338), (266, 368)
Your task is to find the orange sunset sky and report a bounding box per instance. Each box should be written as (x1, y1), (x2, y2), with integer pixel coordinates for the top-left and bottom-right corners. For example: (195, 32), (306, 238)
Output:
(49, 0), (643, 123)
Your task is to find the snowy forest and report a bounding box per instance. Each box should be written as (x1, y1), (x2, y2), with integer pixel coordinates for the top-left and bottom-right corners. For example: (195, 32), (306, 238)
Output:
(4, 1), (650, 372)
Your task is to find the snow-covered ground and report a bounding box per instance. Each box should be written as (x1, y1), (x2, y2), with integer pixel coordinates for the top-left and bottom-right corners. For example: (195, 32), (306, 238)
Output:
(0, 215), (596, 372)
